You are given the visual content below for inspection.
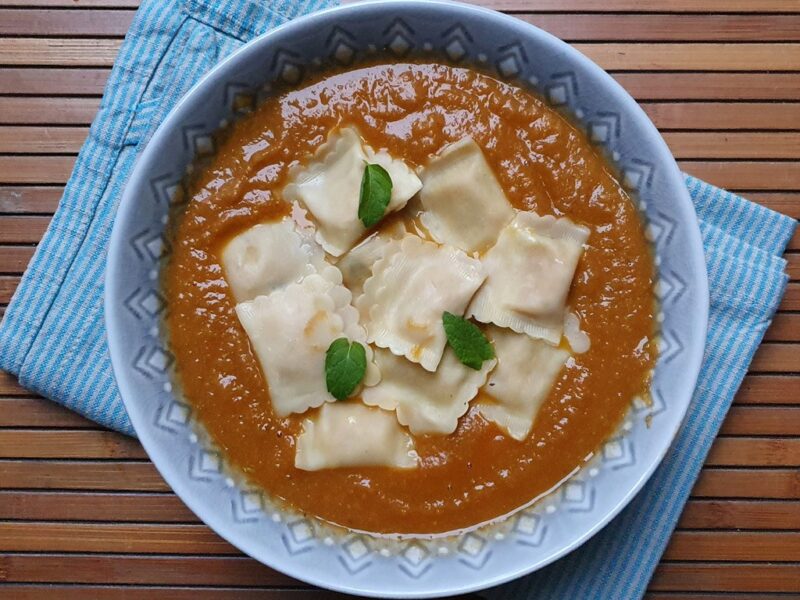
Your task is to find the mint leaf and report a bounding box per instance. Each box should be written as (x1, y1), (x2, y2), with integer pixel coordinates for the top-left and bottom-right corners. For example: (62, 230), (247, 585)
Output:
(358, 163), (393, 228)
(442, 312), (495, 370)
(325, 338), (367, 400)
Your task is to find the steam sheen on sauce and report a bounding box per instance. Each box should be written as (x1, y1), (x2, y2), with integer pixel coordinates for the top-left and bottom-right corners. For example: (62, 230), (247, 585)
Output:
(164, 63), (656, 534)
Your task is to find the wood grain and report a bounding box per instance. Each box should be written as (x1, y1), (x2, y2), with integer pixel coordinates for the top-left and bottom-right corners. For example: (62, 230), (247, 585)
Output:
(0, 554), (294, 586)
(0, 97), (100, 125)
(1, 1), (798, 598)
(734, 376), (799, 405)
(0, 589), (345, 600)
(0, 126), (89, 154)
(693, 469), (800, 499)
(0, 491), (196, 522)
(0, 430), (147, 459)
(0, 217), (51, 244)
(664, 531), (800, 561)
(0, 187), (62, 213)
(649, 563), (800, 593)
(0, 9), (134, 36)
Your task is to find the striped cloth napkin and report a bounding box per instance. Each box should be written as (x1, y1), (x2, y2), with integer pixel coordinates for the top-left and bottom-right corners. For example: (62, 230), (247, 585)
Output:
(0, 1), (795, 597)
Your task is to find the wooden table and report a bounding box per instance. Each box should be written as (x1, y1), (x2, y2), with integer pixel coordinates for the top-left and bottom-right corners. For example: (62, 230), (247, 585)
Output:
(1, 1), (798, 598)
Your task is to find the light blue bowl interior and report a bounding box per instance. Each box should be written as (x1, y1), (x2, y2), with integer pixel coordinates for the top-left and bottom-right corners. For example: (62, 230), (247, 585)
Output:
(106, 1), (709, 597)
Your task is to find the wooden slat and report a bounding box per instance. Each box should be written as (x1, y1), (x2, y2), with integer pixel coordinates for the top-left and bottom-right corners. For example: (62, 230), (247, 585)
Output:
(0, 460), (169, 491)
(519, 14), (800, 42)
(0, 276), (19, 303)
(693, 469), (800, 499)
(664, 132), (800, 159)
(0, 246), (34, 273)
(0, 126), (87, 154)
(0, 217), (51, 243)
(0, 98), (99, 125)
(0, 38), (122, 67)
(677, 499), (800, 530)
(720, 406), (800, 435)
(614, 73), (800, 101)
(649, 596), (800, 600)
(0, 187), (62, 213)
(482, 0), (800, 11)
(0, 430), (146, 459)
(0, 491), (196, 522)
(764, 314), (800, 342)
(750, 342), (800, 372)
(0, 0), (141, 6)
(575, 43), (800, 71)
(664, 531), (800, 561)
(0, 156), (75, 184)
(0, 9), (134, 36)
(0, 554), (293, 586)
(648, 596), (800, 600)
(785, 255), (799, 282)
(706, 437), (800, 467)
(0, 372), (29, 397)
(0, 588), (343, 600)
(641, 103), (800, 131)
(680, 162), (800, 191)
(0, 67), (109, 95)
(733, 376), (798, 405)
(0, 522), (237, 555)
(0, 398), (96, 428)
(650, 563), (800, 593)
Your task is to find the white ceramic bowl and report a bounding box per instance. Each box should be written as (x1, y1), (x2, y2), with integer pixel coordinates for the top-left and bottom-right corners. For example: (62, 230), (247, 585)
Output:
(106, 1), (709, 596)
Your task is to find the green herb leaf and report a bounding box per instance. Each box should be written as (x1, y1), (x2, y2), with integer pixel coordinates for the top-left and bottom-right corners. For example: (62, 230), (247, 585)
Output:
(358, 163), (393, 228)
(325, 338), (367, 400)
(442, 312), (495, 370)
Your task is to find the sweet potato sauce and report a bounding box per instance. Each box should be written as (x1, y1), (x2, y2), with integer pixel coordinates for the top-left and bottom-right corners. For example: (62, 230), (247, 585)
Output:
(164, 63), (656, 535)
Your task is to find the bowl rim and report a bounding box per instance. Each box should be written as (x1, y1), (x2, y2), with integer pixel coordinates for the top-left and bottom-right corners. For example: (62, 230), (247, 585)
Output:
(106, 0), (710, 597)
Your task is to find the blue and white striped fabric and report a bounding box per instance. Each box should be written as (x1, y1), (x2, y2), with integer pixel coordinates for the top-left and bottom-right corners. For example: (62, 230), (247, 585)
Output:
(0, 1), (795, 597)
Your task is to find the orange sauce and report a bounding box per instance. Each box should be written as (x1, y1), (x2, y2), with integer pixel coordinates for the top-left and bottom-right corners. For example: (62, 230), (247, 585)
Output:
(164, 63), (656, 534)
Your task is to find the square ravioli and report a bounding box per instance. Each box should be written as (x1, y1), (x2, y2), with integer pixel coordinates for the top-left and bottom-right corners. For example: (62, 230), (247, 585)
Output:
(336, 220), (407, 299)
(234, 272), (379, 417)
(467, 211), (590, 344)
(420, 137), (514, 253)
(295, 402), (418, 471)
(361, 348), (496, 435)
(221, 216), (326, 303)
(477, 327), (569, 441)
(356, 234), (486, 372)
(283, 127), (422, 257)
